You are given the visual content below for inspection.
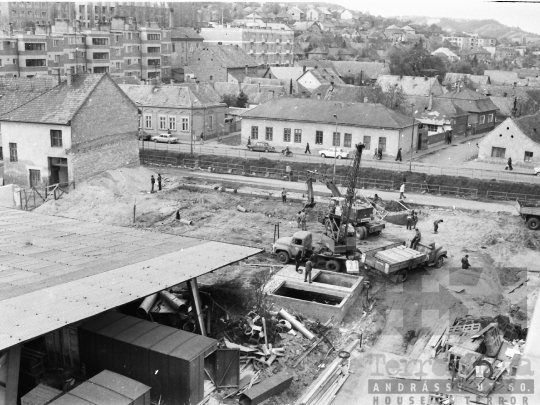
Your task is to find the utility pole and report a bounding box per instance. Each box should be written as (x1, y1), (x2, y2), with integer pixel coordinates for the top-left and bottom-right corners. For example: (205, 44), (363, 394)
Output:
(409, 103), (415, 172)
(333, 114), (338, 179)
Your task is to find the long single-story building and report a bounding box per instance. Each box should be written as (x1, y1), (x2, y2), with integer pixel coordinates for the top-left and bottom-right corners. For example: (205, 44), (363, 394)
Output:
(478, 114), (540, 165)
(240, 98), (421, 157)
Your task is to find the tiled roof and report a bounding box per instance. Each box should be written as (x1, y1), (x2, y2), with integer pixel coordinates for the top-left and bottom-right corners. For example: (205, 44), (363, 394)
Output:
(308, 46), (328, 54)
(514, 113), (540, 143)
(310, 84), (364, 102)
(119, 83), (223, 108)
(213, 82), (286, 105)
(191, 45), (258, 68)
(240, 98), (415, 129)
(0, 76), (57, 116)
(406, 95), (468, 120)
(333, 61), (389, 79)
(377, 75), (443, 96)
(244, 77), (284, 86)
(113, 76), (141, 85)
(438, 88), (499, 113)
(0, 74), (111, 125)
(265, 66), (305, 83)
(171, 27), (202, 40)
(300, 67), (344, 86)
(484, 70), (521, 85)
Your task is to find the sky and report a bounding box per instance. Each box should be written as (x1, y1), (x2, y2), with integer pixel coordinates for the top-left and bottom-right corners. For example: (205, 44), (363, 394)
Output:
(336, 0), (540, 34)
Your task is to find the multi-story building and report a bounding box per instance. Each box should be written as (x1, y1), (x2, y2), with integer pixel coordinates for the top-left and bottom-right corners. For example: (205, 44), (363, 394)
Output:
(199, 24), (294, 66)
(0, 17), (172, 80)
(442, 35), (496, 50)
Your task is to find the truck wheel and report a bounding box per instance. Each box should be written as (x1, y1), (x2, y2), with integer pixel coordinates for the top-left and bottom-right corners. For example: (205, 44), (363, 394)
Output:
(527, 217), (540, 230)
(325, 259), (341, 272)
(321, 154), (326, 158)
(397, 269), (409, 283)
(361, 226), (368, 239)
(337, 155), (342, 159)
(276, 251), (290, 264)
(435, 256), (444, 268)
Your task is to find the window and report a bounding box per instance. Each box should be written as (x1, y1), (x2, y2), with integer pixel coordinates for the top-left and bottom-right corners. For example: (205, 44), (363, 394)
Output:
(13, 58), (17, 65)
(25, 59), (46, 67)
(148, 46), (160, 53)
(172, 44), (176, 52)
(344, 133), (352, 148)
(265, 127), (273, 141)
(378, 137), (386, 152)
(427, 124), (438, 132)
(284, 128), (291, 142)
(181, 117), (189, 131)
(488, 114), (493, 123)
(53, 39), (62, 47)
(92, 37), (109, 46)
(294, 129), (302, 143)
(9, 143), (17, 162)
(148, 34), (161, 41)
(208, 115), (213, 130)
(479, 115), (485, 125)
(363, 136), (371, 150)
(169, 116), (176, 131)
(127, 59), (131, 66)
(332, 132), (340, 146)
(115, 62), (121, 69)
(251, 126), (258, 139)
(93, 52), (109, 60)
(69, 52), (74, 60)
(50, 130), (62, 147)
(115, 34), (121, 42)
(315, 130), (323, 145)
(24, 43), (45, 51)
(116, 48), (121, 56)
(491, 147), (506, 158)
(144, 114), (152, 129)
(159, 116), (167, 130)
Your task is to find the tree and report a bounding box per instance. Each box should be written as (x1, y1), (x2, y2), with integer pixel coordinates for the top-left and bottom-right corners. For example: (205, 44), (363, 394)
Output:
(236, 91), (249, 108)
(358, 83), (407, 113)
(448, 60), (473, 74)
(388, 41), (447, 79)
(220, 94), (236, 107)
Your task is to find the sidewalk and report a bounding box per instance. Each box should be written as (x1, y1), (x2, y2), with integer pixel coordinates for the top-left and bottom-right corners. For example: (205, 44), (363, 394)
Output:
(161, 167), (518, 214)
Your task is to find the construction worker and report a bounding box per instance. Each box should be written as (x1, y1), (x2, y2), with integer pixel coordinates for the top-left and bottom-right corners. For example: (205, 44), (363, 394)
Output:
(281, 188), (287, 203)
(301, 210), (307, 231)
(150, 175), (155, 193)
(157, 174), (162, 191)
(412, 210), (418, 228)
(399, 182), (406, 200)
(433, 219), (443, 233)
(406, 210), (413, 230)
(304, 256), (313, 283)
(461, 255), (471, 269)
(411, 228), (421, 250)
(294, 249), (304, 273)
(296, 211), (303, 228)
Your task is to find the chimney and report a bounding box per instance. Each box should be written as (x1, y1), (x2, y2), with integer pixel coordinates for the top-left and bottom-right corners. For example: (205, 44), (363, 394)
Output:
(317, 93), (321, 100)
(169, 8), (173, 28)
(67, 67), (75, 85)
(428, 92), (433, 111)
(195, 80), (200, 92)
(245, 64), (248, 77)
(303, 65), (306, 73)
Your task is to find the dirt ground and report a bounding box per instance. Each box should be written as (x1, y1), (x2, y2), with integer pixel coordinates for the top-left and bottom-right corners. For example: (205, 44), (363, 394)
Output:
(36, 167), (540, 403)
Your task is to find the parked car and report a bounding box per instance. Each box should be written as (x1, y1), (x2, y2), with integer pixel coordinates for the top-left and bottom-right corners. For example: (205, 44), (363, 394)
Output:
(151, 133), (179, 144)
(138, 132), (152, 141)
(319, 147), (349, 159)
(534, 166), (540, 176)
(247, 142), (276, 153)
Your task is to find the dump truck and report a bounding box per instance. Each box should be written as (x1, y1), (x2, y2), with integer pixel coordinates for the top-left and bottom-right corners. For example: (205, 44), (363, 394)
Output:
(360, 241), (447, 283)
(516, 199), (540, 230)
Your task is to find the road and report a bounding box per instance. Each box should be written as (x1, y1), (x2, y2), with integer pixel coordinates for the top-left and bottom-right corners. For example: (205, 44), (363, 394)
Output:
(157, 167), (518, 214)
(141, 140), (540, 185)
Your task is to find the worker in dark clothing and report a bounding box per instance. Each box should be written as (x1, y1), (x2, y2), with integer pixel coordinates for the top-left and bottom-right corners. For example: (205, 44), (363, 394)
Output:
(395, 148), (403, 162)
(412, 210), (418, 228)
(461, 255), (470, 269)
(295, 250), (303, 273)
(411, 228), (421, 250)
(281, 188), (287, 203)
(507, 157), (513, 171)
(305, 142), (311, 154)
(406, 211), (413, 230)
(150, 175), (155, 193)
(433, 219), (443, 233)
(157, 174), (162, 191)
(304, 256), (313, 283)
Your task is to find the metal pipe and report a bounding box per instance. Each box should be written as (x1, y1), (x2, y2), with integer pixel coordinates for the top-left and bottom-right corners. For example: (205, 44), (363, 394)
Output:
(278, 308), (314, 340)
(137, 293), (158, 318)
(159, 290), (188, 312)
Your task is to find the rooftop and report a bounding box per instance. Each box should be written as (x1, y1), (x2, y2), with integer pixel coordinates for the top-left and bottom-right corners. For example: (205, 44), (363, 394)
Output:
(119, 83), (223, 108)
(0, 207), (261, 351)
(171, 27), (203, 40)
(332, 61), (390, 79)
(514, 113), (540, 143)
(377, 75), (444, 96)
(189, 45), (258, 68)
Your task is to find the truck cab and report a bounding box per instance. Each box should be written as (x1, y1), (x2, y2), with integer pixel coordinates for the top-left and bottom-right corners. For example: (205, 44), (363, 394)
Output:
(272, 231), (313, 264)
(416, 241), (447, 268)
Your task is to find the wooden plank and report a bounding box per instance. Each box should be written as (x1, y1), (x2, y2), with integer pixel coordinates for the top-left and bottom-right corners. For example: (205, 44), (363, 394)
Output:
(508, 278), (529, 294)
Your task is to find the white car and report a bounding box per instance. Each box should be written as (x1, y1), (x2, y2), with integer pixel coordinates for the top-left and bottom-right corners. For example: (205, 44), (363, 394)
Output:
(151, 133), (179, 144)
(534, 166), (540, 176)
(319, 147), (349, 159)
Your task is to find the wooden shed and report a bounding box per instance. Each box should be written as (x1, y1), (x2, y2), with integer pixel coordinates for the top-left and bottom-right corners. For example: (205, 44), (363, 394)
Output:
(78, 312), (218, 405)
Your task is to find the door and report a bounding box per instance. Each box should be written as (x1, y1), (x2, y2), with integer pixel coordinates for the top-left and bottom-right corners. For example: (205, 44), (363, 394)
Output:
(213, 349), (240, 388)
(29, 169), (41, 188)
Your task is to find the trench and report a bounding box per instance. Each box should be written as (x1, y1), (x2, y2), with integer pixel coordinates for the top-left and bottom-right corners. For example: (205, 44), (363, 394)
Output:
(273, 285), (344, 306)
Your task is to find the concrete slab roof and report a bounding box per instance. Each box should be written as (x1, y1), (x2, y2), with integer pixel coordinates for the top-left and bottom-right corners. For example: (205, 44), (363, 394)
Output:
(0, 207), (261, 351)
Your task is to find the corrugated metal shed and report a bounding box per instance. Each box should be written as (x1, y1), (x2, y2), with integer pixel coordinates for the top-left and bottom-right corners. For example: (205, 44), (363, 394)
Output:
(0, 207), (261, 352)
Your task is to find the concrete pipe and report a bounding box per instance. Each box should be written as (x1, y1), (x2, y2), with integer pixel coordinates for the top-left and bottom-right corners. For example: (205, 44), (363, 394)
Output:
(159, 290), (189, 312)
(237, 205), (247, 212)
(180, 219), (193, 225)
(136, 293), (158, 318)
(278, 308), (315, 340)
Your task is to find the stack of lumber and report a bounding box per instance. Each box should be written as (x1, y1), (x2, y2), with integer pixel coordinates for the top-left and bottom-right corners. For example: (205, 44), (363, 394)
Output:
(294, 339), (359, 405)
(374, 246), (424, 264)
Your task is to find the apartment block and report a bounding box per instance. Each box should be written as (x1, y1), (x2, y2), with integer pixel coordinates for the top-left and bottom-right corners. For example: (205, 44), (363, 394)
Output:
(443, 35), (496, 50)
(0, 17), (172, 80)
(200, 24), (294, 66)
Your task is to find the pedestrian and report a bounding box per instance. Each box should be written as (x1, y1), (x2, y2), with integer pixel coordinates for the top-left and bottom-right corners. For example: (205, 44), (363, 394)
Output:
(297, 211), (303, 228)
(461, 255), (470, 269)
(200, 132), (204, 144)
(247, 137), (251, 146)
(411, 228), (421, 250)
(507, 157), (513, 171)
(167, 129), (171, 135)
(157, 173), (162, 191)
(377, 148), (382, 160)
(295, 249), (303, 273)
(305, 142), (311, 154)
(374, 147), (378, 158)
(399, 182), (406, 199)
(412, 210), (418, 228)
(406, 210), (413, 230)
(433, 219), (443, 233)
(304, 256), (313, 283)
(395, 148), (402, 162)
(150, 175), (155, 193)
(281, 188), (287, 203)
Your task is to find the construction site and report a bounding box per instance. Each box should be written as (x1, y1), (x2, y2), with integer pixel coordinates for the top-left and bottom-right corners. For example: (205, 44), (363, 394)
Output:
(1, 142), (540, 405)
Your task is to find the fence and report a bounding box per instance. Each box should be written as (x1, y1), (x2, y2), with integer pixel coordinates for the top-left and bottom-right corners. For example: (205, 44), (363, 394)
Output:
(139, 141), (540, 185)
(18, 181), (76, 211)
(486, 190), (540, 203)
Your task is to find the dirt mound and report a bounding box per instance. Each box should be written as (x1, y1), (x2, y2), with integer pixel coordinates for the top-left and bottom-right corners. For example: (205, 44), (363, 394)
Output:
(384, 200), (410, 212)
(385, 212), (409, 226)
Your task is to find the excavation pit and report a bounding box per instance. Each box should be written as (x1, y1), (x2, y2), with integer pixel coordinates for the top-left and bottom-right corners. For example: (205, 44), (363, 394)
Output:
(273, 284), (344, 306)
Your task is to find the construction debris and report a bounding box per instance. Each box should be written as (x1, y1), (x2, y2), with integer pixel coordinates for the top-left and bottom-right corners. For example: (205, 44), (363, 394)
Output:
(239, 371), (294, 405)
(279, 308), (315, 340)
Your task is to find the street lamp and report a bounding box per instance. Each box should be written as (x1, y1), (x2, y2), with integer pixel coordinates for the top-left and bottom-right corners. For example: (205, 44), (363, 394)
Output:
(333, 114), (338, 179)
(409, 103), (415, 172)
